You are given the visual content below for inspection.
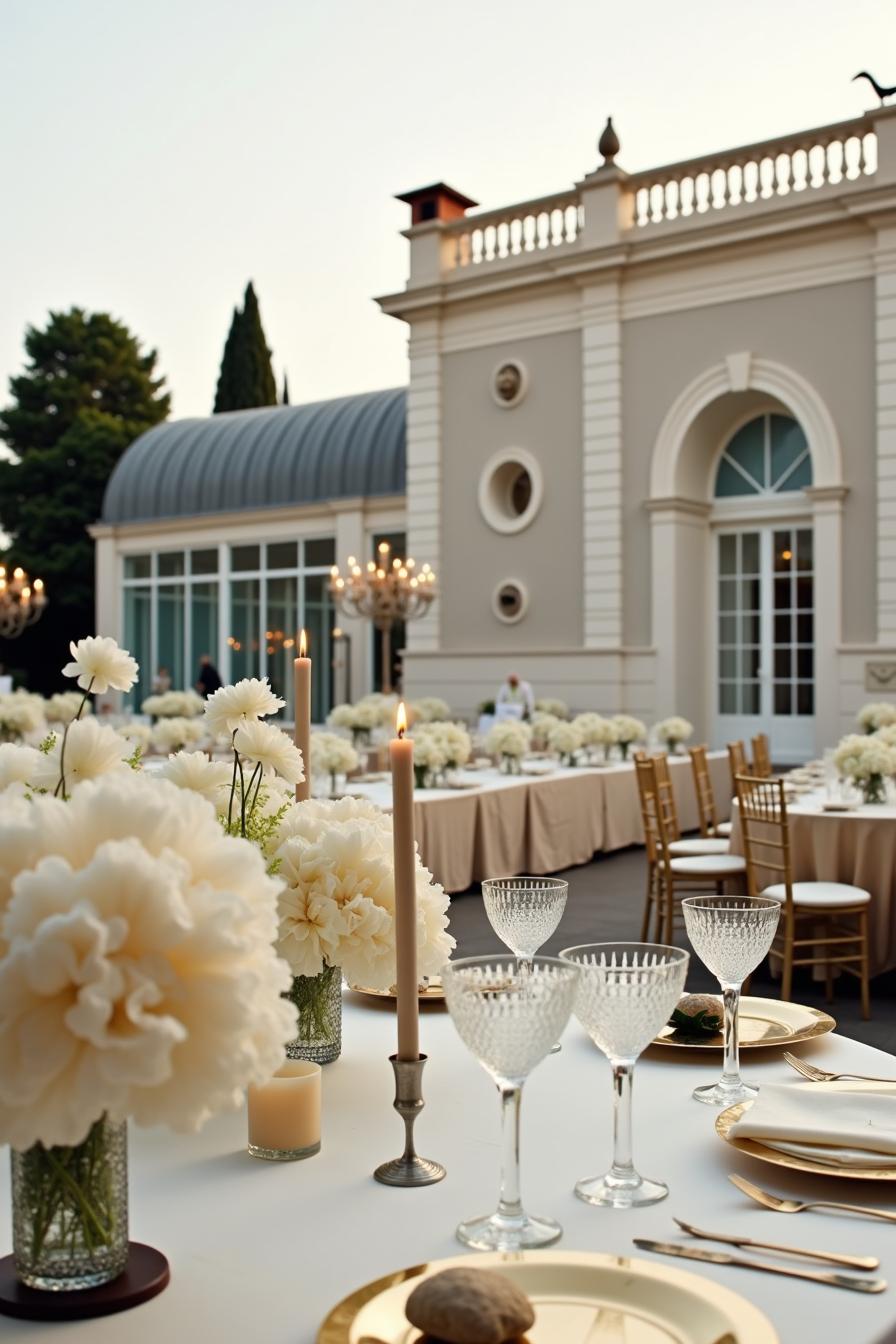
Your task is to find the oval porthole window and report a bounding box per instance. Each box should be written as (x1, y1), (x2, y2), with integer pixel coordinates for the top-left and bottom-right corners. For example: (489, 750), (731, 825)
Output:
(478, 448), (543, 534)
(493, 580), (529, 624)
(491, 360), (528, 408)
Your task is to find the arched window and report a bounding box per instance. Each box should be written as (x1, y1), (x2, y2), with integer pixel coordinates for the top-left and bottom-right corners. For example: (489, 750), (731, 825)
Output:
(714, 414), (812, 498)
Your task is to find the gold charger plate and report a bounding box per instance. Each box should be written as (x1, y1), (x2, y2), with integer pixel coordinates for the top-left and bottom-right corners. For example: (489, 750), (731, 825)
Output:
(653, 995), (835, 1050)
(348, 976), (445, 1002)
(717, 1093), (896, 1181)
(317, 1249), (779, 1343)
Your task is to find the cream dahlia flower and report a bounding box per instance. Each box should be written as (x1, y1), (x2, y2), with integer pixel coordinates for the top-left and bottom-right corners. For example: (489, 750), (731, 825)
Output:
(0, 743), (40, 792)
(160, 751), (232, 806)
(62, 636), (138, 695)
(0, 773), (296, 1149)
(204, 677), (285, 738)
(32, 718), (132, 794)
(233, 718), (304, 784)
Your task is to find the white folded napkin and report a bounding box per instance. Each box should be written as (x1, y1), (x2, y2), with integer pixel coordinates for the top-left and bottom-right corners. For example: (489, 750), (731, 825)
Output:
(728, 1081), (896, 1168)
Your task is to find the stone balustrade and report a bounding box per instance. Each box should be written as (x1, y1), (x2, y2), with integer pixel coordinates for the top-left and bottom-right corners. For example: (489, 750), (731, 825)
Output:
(444, 189), (582, 268)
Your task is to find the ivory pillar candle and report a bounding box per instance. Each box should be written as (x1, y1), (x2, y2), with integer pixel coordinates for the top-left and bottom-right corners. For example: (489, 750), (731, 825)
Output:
(247, 1060), (321, 1161)
(294, 629), (311, 802)
(390, 702), (420, 1062)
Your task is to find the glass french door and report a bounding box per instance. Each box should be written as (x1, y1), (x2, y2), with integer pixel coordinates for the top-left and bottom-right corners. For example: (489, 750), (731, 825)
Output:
(715, 526), (814, 761)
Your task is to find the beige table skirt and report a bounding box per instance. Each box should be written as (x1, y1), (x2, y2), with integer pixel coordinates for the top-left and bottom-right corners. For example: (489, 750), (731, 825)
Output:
(730, 801), (896, 975)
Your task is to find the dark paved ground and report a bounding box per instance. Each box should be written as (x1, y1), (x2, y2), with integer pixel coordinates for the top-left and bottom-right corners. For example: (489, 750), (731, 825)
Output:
(448, 844), (896, 1056)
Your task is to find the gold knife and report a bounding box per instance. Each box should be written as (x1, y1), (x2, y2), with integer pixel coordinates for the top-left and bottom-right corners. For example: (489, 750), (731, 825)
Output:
(633, 1239), (887, 1293)
(673, 1218), (879, 1270)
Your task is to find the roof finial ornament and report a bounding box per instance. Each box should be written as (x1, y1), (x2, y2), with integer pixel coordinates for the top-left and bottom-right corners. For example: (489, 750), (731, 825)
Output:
(853, 71), (896, 104)
(598, 116), (621, 168)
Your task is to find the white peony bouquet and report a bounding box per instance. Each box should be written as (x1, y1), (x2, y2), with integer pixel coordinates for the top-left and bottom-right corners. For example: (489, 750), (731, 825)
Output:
(572, 712), (616, 761)
(151, 716), (205, 752)
(530, 710), (561, 751)
(116, 720), (152, 751)
(355, 692), (399, 728)
(142, 689), (205, 719)
(328, 698), (380, 743)
(486, 718), (532, 772)
(857, 702), (896, 734)
(833, 733), (896, 804)
(409, 696), (451, 724)
(309, 730), (360, 794)
(44, 690), (93, 725)
(535, 697), (569, 720)
(411, 721), (472, 785)
(547, 718), (584, 765)
(654, 716), (694, 752)
(609, 714), (646, 759)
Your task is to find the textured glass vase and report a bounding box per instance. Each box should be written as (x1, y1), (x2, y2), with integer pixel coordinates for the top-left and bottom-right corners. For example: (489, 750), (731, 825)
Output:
(861, 773), (886, 805)
(12, 1115), (129, 1291)
(285, 964), (343, 1063)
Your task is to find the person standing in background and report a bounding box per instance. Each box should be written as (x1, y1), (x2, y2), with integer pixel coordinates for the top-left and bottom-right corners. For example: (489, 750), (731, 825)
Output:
(196, 654), (222, 698)
(496, 672), (535, 719)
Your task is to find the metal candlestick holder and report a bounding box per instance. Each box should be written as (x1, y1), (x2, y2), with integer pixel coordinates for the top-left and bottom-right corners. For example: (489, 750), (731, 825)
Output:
(374, 1053), (446, 1187)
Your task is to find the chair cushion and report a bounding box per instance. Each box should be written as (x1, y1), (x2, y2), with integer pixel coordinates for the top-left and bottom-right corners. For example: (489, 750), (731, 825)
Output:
(669, 838), (730, 856)
(716, 821), (733, 837)
(670, 855), (746, 876)
(761, 881), (871, 909)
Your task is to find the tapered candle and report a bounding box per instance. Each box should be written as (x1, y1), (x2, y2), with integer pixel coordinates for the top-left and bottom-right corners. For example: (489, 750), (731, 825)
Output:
(294, 629), (311, 803)
(390, 702), (420, 1061)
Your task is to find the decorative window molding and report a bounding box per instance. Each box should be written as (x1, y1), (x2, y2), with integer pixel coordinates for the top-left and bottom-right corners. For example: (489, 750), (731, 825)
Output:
(478, 447), (543, 534)
(492, 579), (529, 624)
(491, 360), (529, 408)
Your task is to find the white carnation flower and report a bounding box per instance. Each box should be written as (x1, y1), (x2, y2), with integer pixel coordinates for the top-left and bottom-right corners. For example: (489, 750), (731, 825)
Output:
(204, 677), (285, 737)
(62, 636), (138, 694)
(160, 751), (232, 806)
(234, 718), (304, 784)
(31, 718), (132, 794)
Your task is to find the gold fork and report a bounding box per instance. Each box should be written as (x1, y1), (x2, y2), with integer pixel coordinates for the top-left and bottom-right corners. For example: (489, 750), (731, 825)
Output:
(783, 1051), (896, 1084)
(730, 1174), (896, 1223)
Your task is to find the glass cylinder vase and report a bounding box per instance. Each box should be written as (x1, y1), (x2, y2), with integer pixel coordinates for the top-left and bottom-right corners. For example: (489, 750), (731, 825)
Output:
(11, 1115), (129, 1291)
(861, 773), (886, 805)
(284, 964), (343, 1064)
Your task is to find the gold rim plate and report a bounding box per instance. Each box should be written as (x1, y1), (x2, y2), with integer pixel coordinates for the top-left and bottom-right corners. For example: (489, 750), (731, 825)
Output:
(653, 995), (835, 1050)
(316, 1249), (779, 1343)
(717, 1097), (896, 1181)
(348, 976), (445, 1002)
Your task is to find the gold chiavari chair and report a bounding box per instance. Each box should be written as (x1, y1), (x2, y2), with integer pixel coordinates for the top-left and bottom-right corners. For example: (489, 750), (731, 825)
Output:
(727, 740), (751, 796)
(634, 752), (730, 858)
(751, 733), (773, 779)
(689, 744), (733, 839)
(636, 756), (747, 943)
(736, 775), (871, 1018)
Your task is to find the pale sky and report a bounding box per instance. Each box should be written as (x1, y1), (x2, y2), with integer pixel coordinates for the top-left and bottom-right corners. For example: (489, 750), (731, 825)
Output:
(2, 0), (895, 421)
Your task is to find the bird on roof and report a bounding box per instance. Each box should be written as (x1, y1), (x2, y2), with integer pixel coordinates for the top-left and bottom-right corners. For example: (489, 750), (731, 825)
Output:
(853, 71), (896, 103)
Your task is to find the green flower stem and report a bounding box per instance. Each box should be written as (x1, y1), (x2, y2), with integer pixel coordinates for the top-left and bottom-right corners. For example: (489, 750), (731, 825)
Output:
(227, 733), (239, 828)
(285, 966), (341, 1043)
(54, 678), (94, 798)
(19, 1119), (118, 1266)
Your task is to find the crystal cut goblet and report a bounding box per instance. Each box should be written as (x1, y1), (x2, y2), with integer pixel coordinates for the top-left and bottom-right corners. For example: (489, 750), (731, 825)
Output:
(441, 955), (579, 1250)
(482, 877), (568, 1053)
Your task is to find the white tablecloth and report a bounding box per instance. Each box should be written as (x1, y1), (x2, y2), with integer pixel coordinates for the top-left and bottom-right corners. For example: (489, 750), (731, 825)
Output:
(4, 997), (894, 1343)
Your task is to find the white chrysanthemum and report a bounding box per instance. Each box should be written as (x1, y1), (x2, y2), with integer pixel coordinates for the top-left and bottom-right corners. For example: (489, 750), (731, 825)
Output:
(62, 636), (138, 694)
(272, 794), (389, 855)
(0, 773), (296, 1148)
(234, 719), (304, 785)
(141, 690), (205, 719)
(31, 718), (132, 794)
(204, 677), (285, 737)
(309, 731), (359, 778)
(857, 701), (896, 733)
(534, 697), (568, 720)
(160, 751), (232, 806)
(116, 721), (151, 749)
(409, 697), (451, 724)
(572, 712), (615, 746)
(609, 714), (646, 745)
(45, 691), (93, 725)
(654, 716), (694, 745)
(547, 719), (584, 758)
(151, 717), (205, 752)
(0, 743), (40, 792)
(486, 719), (532, 758)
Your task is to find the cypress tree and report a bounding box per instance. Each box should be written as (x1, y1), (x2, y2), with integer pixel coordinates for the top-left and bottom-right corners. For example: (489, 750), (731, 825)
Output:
(213, 306), (243, 413)
(282, 371), (290, 405)
(212, 282), (277, 412)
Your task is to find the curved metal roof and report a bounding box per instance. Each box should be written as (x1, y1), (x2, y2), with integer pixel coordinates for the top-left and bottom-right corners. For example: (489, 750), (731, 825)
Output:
(101, 387), (406, 524)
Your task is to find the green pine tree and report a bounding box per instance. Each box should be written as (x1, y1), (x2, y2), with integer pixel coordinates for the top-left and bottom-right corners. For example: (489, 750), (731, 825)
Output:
(0, 309), (169, 692)
(212, 281), (277, 412)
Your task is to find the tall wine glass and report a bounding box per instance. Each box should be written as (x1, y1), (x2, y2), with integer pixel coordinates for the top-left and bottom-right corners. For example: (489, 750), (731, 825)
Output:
(682, 896), (780, 1107)
(441, 955), (579, 1250)
(560, 942), (689, 1208)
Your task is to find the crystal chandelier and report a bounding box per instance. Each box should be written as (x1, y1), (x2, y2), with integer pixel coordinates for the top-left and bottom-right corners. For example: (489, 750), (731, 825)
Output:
(329, 541), (436, 693)
(0, 564), (47, 638)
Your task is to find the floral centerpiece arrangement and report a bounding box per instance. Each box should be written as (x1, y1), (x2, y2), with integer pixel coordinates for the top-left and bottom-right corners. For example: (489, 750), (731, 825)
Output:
(327, 698), (381, 746)
(409, 696), (451, 724)
(0, 689), (46, 743)
(530, 710), (561, 751)
(141, 689), (205, 719)
(572, 712), (616, 762)
(0, 638), (296, 1296)
(653, 715), (694, 753)
(857, 701), (896, 734)
(116, 720), (152, 752)
(534, 697), (568, 720)
(609, 714), (646, 760)
(832, 733), (896, 805)
(309, 730), (360, 795)
(546, 718), (584, 766)
(151, 715), (206, 753)
(486, 718), (532, 773)
(410, 721), (471, 786)
(44, 690), (93, 726)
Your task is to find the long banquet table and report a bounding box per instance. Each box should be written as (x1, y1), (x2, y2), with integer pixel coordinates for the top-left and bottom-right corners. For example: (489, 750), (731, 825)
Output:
(348, 750), (732, 892)
(4, 997), (894, 1343)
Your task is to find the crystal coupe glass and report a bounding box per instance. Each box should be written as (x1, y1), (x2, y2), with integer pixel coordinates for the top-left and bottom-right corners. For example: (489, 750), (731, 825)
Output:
(441, 955), (579, 1250)
(482, 877), (569, 1052)
(560, 942), (689, 1208)
(682, 895), (780, 1107)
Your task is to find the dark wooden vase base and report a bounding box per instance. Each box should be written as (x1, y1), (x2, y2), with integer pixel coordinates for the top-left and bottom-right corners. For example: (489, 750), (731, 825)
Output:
(0, 1243), (169, 1320)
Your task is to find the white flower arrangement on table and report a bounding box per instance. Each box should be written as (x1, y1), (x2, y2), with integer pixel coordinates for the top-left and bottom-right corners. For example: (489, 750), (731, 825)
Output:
(653, 716), (694, 753)
(877, 724), (896, 749)
(141, 689), (205, 719)
(832, 733), (896, 805)
(116, 720), (152, 751)
(857, 701), (896, 734)
(151, 716), (206, 753)
(572, 712), (616, 762)
(410, 721), (472, 786)
(309, 730), (360, 795)
(534, 697), (569, 720)
(486, 718), (533, 773)
(355, 692), (399, 728)
(409, 696), (452, 724)
(530, 710), (561, 751)
(44, 690), (93, 725)
(272, 795), (455, 991)
(327, 698), (380, 744)
(33, 717), (134, 792)
(0, 690), (46, 743)
(0, 742), (40, 794)
(546, 718), (584, 765)
(609, 714), (647, 760)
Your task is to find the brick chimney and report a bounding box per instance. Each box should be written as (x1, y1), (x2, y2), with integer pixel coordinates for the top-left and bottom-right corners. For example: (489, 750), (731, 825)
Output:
(396, 183), (478, 225)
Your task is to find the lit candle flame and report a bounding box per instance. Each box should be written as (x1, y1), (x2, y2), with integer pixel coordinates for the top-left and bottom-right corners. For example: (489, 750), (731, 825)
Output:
(396, 701), (407, 739)
(299, 629), (307, 658)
